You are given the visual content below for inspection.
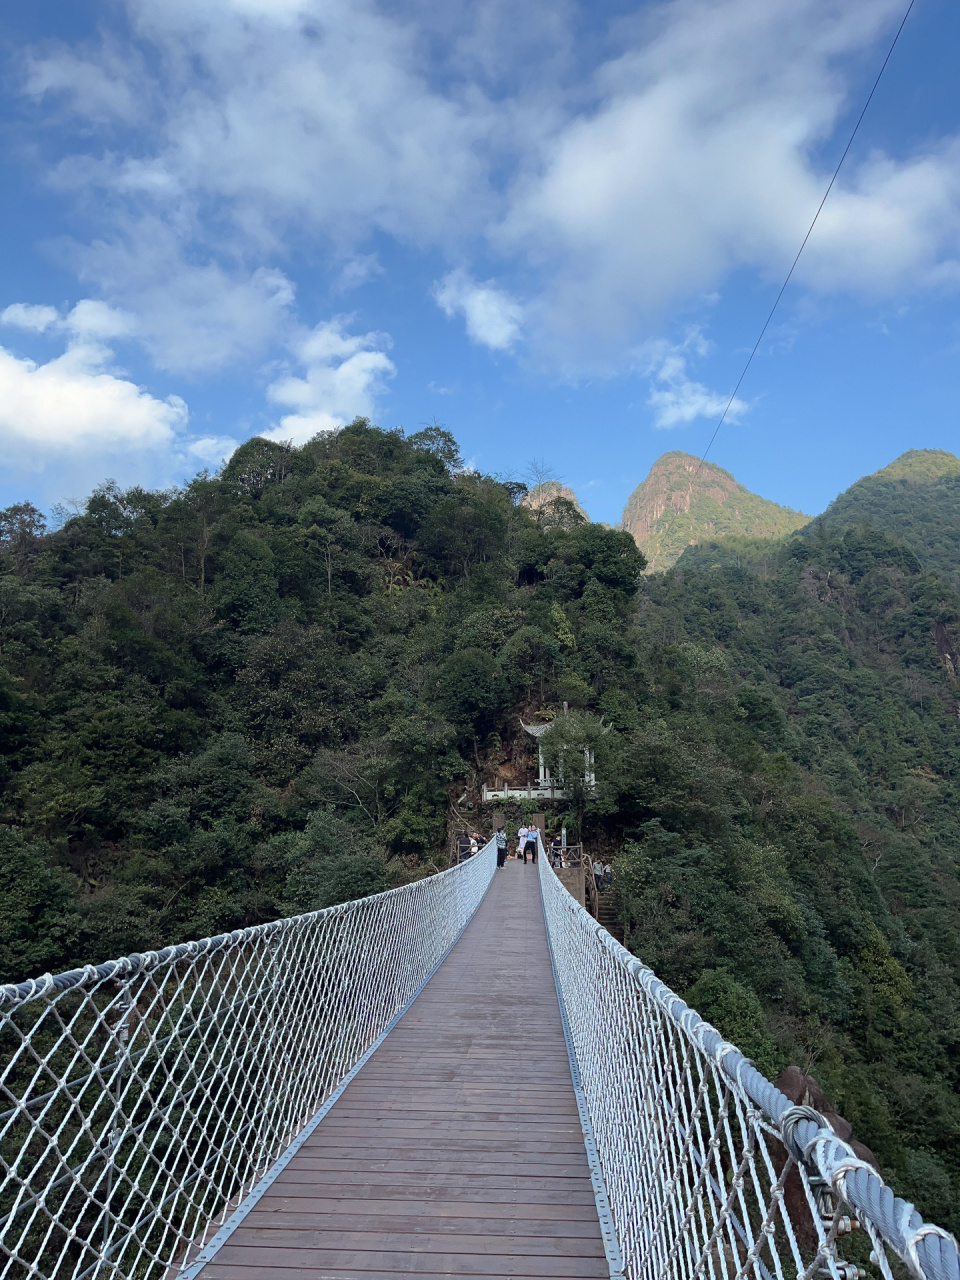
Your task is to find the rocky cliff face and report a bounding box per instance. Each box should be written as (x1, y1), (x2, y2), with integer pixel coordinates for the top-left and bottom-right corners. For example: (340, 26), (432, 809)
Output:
(520, 481), (589, 524)
(621, 452), (809, 571)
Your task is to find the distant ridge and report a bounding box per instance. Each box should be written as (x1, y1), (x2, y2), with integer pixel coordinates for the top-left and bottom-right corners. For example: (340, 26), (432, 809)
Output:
(816, 448), (960, 583)
(621, 452), (809, 571)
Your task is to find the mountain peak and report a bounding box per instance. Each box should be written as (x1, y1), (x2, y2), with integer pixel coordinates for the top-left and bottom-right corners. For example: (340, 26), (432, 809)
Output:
(521, 480), (589, 522)
(863, 449), (960, 485)
(621, 452), (809, 571)
(818, 448), (960, 584)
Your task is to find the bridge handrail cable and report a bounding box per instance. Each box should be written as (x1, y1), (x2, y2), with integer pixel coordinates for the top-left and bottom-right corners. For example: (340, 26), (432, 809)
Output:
(537, 839), (960, 1280)
(0, 839), (497, 1280)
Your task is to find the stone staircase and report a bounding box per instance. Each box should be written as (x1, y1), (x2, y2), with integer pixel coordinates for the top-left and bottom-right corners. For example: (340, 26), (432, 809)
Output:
(596, 888), (623, 942)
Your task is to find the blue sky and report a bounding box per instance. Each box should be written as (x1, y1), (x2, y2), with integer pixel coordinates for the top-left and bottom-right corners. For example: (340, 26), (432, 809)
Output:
(1, 0), (959, 525)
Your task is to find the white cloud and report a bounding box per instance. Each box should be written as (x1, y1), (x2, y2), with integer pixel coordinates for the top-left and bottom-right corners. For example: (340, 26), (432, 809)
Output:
(24, 42), (144, 124)
(639, 332), (746, 429)
(25, 0), (495, 365)
(15, 0), (533, 376)
(0, 340), (186, 457)
(74, 230), (297, 373)
(0, 298), (200, 480)
(795, 140), (960, 293)
(14, 0), (960, 380)
(2, 304), (61, 333)
(434, 269), (523, 350)
(184, 434), (239, 465)
(2, 299), (135, 341)
(264, 318), (396, 444)
(498, 0), (960, 365)
(335, 254), (385, 292)
(64, 300), (135, 340)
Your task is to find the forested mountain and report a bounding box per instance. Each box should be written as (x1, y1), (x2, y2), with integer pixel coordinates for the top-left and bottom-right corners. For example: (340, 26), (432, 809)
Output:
(620, 450), (809, 570)
(635, 524), (960, 1229)
(0, 422), (643, 980)
(817, 448), (960, 584)
(1, 422), (959, 1230)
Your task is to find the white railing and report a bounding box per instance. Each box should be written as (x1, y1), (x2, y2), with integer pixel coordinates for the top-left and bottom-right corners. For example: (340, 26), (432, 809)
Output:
(5, 834), (957, 1280)
(537, 845), (960, 1280)
(0, 840), (496, 1280)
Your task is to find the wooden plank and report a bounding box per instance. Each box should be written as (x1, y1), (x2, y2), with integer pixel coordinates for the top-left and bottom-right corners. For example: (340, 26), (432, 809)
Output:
(206, 863), (607, 1280)
(242, 1213), (604, 1237)
(317, 1114), (582, 1128)
(297, 1135), (590, 1151)
(328, 1091), (580, 1104)
(262, 1170), (598, 1193)
(231, 1229), (605, 1255)
(204, 1248), (609, 1276)
(296, 1142), (591, 1158)
(304, 1120), (586, 1137)
(281, 1158), (593, 1174)
(253, 1192), (601, 1213)
(325, 1101), (580, 1111)
(202, 1258), (609, 1278)
(245, 1203), (601, 1223)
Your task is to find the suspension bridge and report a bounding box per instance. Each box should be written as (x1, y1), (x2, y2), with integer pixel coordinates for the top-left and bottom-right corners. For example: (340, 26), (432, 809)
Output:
(2, 838), (958, 1280)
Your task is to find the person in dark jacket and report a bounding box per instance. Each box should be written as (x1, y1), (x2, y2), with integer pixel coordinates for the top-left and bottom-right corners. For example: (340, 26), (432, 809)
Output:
(495, 827), (508, 868)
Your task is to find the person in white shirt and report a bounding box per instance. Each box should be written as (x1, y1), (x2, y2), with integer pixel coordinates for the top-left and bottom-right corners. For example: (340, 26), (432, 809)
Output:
(517, 825), (528, 861)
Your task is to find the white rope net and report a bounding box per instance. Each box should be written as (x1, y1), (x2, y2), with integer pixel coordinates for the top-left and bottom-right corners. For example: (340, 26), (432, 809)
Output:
(0, 841), (496, 1280)
(538, 849), (960, 1280)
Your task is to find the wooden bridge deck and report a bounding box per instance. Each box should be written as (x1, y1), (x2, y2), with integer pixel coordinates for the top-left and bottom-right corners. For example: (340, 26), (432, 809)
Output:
(199, 859), (608, 1279)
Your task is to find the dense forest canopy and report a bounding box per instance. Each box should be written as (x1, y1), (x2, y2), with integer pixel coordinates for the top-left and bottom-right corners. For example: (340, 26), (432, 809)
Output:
(817, 448), (960, 586)
(1, 423), (959, 1229)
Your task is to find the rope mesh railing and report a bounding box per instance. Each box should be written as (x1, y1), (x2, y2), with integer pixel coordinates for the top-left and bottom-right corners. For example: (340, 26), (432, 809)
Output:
(537, 845), (960, 1280)
(5, 832), (958, 1280)
(1, 840), (496, 1280)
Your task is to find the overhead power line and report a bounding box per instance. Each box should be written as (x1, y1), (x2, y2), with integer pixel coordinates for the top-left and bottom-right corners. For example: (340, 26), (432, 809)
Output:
(693, 0), (918, 479)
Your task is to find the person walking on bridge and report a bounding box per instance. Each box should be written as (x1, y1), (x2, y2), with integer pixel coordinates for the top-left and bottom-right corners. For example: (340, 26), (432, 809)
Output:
(524, 824), (539, 865)
(495, 826), (507, 868)
(517, 824), (529, 862)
